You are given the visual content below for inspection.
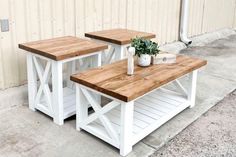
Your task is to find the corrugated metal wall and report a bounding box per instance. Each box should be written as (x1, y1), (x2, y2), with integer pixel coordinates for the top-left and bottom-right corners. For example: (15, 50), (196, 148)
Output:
(202, 0), (235, 33)
(234, 3), (236, 28)
(188, 0), (236, 36)
(0, 0), (76, 89)
(0, 0), (236, 89)
(75, 0), (181, 44)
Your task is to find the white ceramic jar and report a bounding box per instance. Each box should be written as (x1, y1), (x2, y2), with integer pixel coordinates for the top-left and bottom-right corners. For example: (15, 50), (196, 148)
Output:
(138, 54), (151, 67)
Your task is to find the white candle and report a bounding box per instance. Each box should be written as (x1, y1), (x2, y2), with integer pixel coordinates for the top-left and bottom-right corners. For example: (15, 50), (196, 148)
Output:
(127, 47), (135, 75)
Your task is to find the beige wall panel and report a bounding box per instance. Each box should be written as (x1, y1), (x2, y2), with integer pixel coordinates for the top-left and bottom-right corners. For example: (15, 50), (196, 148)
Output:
(103, 0), (112, 29)
(234, 3), (236, 28)
(126, 0), (181, 45)
(27, 0), (41, 41)
(75, 0), (126, 36)
(75, 0), (85, 37)
(85, 0), (95, 32)
(12, 0), (28, 84)
(119, 0), (127, 28)
(0, 39), (4, 88)
(202, 0), (235, 33)
(0, 0), (20, 88)
(188, 0), (205, 36)
(64, 0), (76, 36)
(52, 0), (65, 37)
(0, 25), (4, 89)
(0, 0), (76, 89)
(111, 0), (119, 28)
(39, 0), (53, 39)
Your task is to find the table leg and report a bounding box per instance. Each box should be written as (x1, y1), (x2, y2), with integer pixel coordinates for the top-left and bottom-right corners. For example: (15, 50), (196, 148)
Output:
(92, 53), (102, 67)
(91, 53), (102, 104)
(114, 45), (124, 60)
(120, 46), (126, 59)
(67, 61), (76, 89)
(120, 101), (134, 156)
(76, 84), (88, 131)
(26, 53), (37, 111)
(52, 61), (64, 125)
(188, 70), (198, 108)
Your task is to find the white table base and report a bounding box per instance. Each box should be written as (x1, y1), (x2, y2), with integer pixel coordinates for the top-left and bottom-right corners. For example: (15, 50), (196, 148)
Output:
(26, 52), (102, 125)
(76, 70), (198, 156)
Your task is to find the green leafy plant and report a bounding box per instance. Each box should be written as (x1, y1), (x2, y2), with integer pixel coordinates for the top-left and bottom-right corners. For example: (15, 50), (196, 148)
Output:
(131, 37), (160, 57)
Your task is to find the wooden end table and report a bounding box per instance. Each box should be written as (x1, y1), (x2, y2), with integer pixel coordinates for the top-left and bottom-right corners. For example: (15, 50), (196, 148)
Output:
(71, 55), (207, 156)
(19, 36), (107, 125)
(85, 29), (155, 64)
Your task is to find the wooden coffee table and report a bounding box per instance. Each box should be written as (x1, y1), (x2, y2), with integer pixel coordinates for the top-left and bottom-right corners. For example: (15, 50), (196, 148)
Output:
(85, 29), (155, 64)
(19, 36), (107, 125)
(71, 55), (207, 156)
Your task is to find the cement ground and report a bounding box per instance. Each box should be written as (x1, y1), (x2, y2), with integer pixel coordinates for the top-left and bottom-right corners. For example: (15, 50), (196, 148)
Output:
(150, 90), (236, 157)
(1, 32), (236, 157)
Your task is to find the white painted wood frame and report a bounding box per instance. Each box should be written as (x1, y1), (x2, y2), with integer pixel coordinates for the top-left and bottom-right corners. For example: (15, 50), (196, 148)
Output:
(26, 53), (37, 111)
(75, 70), (198, 156)
(26, 51), (102, 125)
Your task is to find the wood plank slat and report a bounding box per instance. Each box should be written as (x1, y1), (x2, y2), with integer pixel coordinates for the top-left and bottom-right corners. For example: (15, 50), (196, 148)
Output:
(112, 108), (150, 129)
(135, 102), (165, 117)
(137, 99), (170, 114)
(134, 105), (161, 120)
(115, 107), (156, 125)
(104, 111), (142, 134)
(148, 93), (180, 107)
(152, 89), (186, 104)
(142, 95), (177, 110)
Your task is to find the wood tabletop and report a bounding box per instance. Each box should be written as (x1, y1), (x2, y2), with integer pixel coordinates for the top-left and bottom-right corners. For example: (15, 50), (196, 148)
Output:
(19, 36), (108, 61)
(71, 55), (207, 102)
(85, 29), (156, 45)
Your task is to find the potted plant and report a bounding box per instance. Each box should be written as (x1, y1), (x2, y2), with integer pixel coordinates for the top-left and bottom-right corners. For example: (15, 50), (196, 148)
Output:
(131, 37), (160, 67)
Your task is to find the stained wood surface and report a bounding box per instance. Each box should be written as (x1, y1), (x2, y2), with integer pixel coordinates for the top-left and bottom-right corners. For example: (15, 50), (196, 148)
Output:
(71, 55), (207, 102)
(85, 29), (156, 45)
(19, 36), (108, 61)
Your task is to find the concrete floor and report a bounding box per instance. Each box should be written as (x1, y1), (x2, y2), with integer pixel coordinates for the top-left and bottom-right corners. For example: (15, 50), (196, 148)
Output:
(151, 90), (236, 157)
(1, 34), (236, 157)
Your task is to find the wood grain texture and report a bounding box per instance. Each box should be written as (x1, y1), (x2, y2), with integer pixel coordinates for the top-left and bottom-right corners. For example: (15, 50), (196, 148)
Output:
(85, 29), (156, 45)
(71, 55), (207, 102)
(19, 36), (108, 61)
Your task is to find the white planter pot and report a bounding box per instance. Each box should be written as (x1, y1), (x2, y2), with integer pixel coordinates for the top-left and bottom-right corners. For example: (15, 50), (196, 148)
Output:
(138, 54), (151, 67)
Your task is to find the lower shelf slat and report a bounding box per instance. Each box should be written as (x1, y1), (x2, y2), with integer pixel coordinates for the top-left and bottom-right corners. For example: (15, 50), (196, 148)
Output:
(85, 88), (190, 148)
(37, 87), (76, 119)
